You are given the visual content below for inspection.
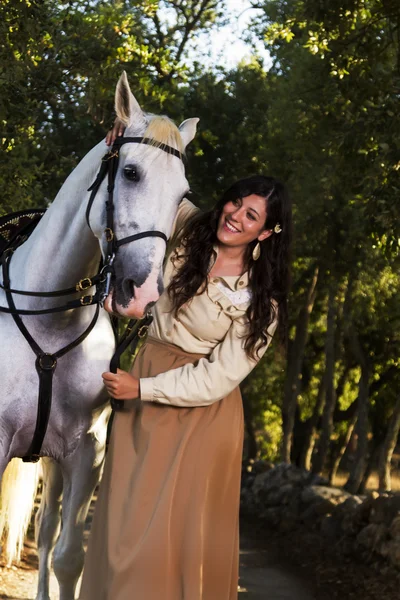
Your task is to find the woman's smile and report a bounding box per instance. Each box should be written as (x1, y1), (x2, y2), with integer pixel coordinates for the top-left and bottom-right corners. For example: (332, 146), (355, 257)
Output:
(223, 219), (241, 233)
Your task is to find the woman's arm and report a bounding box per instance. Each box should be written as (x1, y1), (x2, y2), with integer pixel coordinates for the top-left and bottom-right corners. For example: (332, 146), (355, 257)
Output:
(139, 315), (278, 407)
(103, 316), (277, 404)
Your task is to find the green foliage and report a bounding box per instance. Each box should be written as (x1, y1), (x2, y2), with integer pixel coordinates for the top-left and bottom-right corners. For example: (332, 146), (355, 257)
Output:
(255, 0), (400, 253)
(242, 346), (286, 462)
(0, 0), (224, 212)
(238, 0), (399, 463)
(1, 0), (398, 467)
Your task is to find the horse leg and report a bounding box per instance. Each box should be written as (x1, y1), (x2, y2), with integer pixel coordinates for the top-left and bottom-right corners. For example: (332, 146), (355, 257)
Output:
(53, 432), (106, 600)
(35, 457), (63, 600)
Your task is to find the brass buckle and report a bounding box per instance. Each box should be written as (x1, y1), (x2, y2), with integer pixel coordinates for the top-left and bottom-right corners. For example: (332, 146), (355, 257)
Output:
(105, 228), (114, 242)
(76, 277), (92, 292)
(138, 325), (149, 339)
(102, 149), (119, 162)
(80, 295), (93, 306)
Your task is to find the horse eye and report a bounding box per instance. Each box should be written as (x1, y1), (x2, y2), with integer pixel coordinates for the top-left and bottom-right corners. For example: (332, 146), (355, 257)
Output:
(123, 166), (139, 182)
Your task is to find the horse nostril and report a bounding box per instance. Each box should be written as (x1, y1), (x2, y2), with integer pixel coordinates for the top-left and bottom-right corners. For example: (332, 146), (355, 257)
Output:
(122, 278), (136, 299)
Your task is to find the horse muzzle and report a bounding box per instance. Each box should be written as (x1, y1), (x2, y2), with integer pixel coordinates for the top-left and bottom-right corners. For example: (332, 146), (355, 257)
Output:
(103, 271), (163, 319)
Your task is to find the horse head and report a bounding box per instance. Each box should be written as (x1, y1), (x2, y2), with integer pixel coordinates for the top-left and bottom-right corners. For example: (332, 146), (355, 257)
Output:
(88, 72), (198, 319)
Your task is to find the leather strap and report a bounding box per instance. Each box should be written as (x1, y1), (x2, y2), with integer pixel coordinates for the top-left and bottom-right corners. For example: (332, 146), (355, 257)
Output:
(86, 157), (109, 227)
(0, 289), (100, 315)
(2, 251), (101, 462)
(0, 271), (103, 297)
(109, 313), (153, 411)
(115, 136), (183, 160)
(22, 303), (100, 462)
(116, 230), (167, 247)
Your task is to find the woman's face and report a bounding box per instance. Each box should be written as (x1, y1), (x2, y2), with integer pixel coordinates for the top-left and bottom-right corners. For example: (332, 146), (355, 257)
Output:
(216, 194), (272, 250)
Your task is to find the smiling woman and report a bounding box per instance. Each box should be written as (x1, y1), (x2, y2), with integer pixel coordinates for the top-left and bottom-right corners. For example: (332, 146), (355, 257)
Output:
(80, 174), (292, 600)
(167, 175), (291, 359)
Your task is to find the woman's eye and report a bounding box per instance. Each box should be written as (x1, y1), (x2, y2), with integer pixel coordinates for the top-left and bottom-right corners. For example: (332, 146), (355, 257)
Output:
(247, 212), (256, 221)
(232, 198), (240, 206)
(124, 167), (139, 182)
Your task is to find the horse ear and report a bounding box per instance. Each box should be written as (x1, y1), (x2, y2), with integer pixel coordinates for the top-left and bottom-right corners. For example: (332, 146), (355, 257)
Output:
(115, 71), (146, 129)
(179, 118), (199, 148)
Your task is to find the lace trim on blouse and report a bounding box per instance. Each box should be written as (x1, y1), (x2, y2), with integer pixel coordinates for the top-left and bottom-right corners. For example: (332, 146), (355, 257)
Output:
(215, 281), (252, 306)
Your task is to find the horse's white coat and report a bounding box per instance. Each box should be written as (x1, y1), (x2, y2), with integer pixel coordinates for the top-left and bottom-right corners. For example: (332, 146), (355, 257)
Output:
(0, 73), (198, 600)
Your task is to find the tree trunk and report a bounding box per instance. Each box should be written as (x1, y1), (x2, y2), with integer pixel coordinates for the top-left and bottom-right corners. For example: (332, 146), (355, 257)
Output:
(328, 413), (357, 484)
(282, 266), (319, 463)
(359, 442), (380, 494)
(312, 285), (337, 474)
(299, 372), (326, 470)
(344, 328), (370, 494)
(378, 396), (400, 491)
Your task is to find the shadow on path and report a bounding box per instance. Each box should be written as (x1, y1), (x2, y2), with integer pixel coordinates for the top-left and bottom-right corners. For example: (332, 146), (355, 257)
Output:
(239, 522), (315, 600)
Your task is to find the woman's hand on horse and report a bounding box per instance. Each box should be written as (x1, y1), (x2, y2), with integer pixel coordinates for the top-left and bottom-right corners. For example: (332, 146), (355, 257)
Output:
(106, 118), (126, 146)
(102, 369), (140, 400)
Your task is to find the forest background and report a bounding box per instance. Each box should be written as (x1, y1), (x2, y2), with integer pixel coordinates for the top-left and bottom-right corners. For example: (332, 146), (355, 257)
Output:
(1, 0), (399, 495)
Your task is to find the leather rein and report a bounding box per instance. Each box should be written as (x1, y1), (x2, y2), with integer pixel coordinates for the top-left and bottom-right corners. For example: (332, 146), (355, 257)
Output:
(0, 136), (183, 462)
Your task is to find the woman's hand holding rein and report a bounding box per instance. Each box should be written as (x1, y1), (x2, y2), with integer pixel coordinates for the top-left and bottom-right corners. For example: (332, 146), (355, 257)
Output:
(102, 369), (140, 400)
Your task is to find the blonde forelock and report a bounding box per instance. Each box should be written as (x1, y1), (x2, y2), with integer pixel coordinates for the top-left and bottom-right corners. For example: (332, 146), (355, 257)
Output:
(143, 115), (185, 155)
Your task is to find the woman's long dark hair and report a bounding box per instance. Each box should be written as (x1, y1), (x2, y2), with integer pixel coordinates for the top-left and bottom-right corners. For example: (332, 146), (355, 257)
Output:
(168, 175), (292, 359)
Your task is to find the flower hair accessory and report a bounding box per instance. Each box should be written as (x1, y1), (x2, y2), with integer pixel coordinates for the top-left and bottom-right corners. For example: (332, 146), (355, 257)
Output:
(274, 223), (282, 234)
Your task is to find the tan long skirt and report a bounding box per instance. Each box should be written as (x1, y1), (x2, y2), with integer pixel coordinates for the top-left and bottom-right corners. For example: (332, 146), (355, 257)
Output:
(80, 337), (244, 600)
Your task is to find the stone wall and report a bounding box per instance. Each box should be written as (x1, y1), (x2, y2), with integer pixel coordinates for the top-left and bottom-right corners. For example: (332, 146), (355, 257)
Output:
(241, 462), (400, 572)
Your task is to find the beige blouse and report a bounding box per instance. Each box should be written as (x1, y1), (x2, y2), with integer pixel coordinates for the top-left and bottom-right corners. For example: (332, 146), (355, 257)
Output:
(139, 199), (278, 406)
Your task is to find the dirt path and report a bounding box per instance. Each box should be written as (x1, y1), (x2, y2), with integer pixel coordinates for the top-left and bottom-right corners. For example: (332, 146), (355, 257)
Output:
(0, 519), (314, 600)
(238, 528), (314, 599)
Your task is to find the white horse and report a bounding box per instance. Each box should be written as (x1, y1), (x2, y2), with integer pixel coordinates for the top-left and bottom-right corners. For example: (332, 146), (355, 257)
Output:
(0, 71), (198, 600)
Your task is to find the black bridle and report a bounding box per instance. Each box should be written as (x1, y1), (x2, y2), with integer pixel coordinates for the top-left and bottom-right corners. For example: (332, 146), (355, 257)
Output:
(85, 136), (182, 306)
(0, 135), (184, 461)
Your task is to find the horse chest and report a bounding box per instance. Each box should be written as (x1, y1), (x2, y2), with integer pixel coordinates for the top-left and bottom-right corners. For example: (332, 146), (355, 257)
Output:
(0, 312), (114, 457)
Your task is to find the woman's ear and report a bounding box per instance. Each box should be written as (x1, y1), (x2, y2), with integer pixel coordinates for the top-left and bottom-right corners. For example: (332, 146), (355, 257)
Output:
(258, 229), (273, 242)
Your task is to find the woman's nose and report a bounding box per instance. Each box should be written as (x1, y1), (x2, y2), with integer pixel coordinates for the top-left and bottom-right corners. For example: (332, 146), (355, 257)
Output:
(231, 207), (242, 221)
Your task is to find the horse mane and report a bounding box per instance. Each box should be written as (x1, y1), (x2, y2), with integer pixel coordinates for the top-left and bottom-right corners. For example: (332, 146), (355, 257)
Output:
(144, 115), (185, 155)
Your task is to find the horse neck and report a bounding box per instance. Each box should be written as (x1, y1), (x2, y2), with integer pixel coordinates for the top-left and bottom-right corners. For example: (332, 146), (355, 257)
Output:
(11, 142), (106, 298)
